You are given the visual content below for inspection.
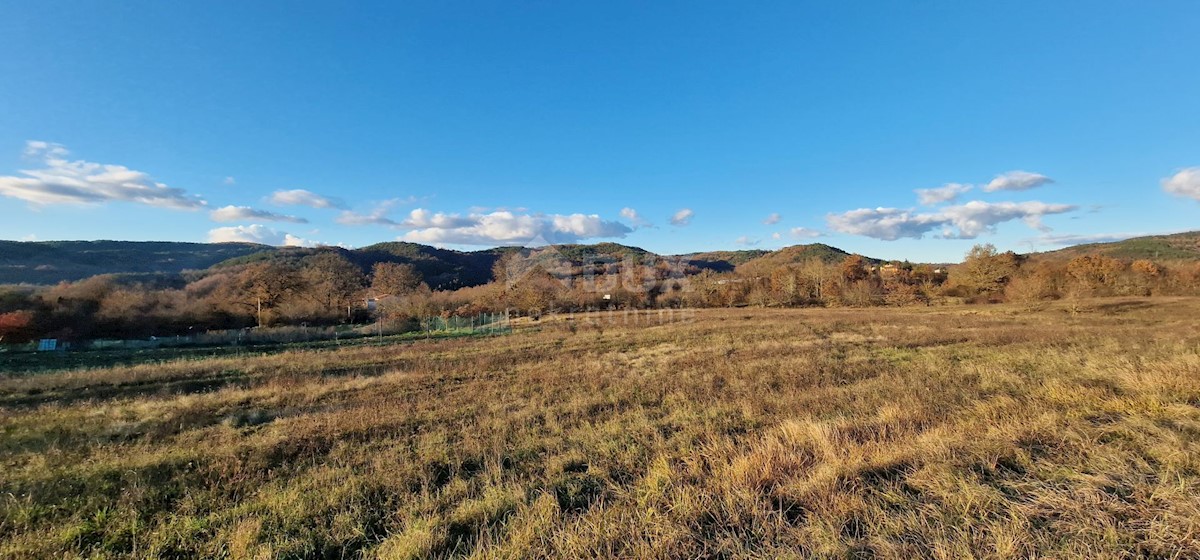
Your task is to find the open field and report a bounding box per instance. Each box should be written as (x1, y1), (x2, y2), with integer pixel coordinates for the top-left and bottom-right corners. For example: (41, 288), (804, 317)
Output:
(3, 299), (1200, 558)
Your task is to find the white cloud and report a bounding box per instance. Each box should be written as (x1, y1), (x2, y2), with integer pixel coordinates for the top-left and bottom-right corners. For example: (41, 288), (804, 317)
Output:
(400, 208), (476, 229)
(336, 211), (397, 226)
(670, 208), (694, 226)
(762, 212), (781, 225)
(466, 205), (526, 214)
(20, 234), (37, 241)
(827, 208), (944, 240)
(620, 207), (652, 227)
(1162, 167), (1200, 201)
(23, 141), (68, 158)
(771, 232), (782, 240)
(789, 227), (823, 239)
(210, 205), (307, 224)
(735, 236), (760, 246)
(268, 189), (346, 209)
(0, 141), (206, 209)
(207, 224), (316, 247)
(915, 183), (972, 205)
(223, 176), (236, 186)
(400, 210), (632, 246)
(827, 200), (1076, 240)
(551, 214), (630, 238)
(941, 201), (1073, 236)
(335, 199), (410, 226)
(983, 170), (1054, 192)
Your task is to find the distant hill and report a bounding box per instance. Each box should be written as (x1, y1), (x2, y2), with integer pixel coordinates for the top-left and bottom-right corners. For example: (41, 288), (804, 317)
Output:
(352, 242), (503, 290)
(0, 241), (268, 284)
(1031, 232), (1200, 261)
(551, 242), (655, 263)
(0, 238), (930, 286)
(677, 250), (771, 272)
(0, 239), (670, 287)
(735, 243), (869, 274)
(209, 242), (663, 290)
(209, 243), (503, 290)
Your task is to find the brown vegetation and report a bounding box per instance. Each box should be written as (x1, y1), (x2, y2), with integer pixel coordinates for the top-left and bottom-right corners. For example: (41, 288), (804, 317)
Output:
(3, 298), (1200, 557)
(2, 242), (1200, 345)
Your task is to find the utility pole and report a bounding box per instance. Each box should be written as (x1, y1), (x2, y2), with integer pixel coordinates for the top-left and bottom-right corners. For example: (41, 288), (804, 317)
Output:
(256, 296), (262, 328)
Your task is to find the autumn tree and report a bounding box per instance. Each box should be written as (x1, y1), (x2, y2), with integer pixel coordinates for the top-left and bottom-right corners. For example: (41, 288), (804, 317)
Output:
(769, 266), (803, 306)
(1131, 259), (1162, 279)
(1183, 263), (1200, 293)
(883, 280), (924, 306)
(840, 255), (870, 283)
(0, 310), (34, 343)
(679, 270), (716, 308)
(950, 244), (1022, 296)
(299, 251), (366, 319)
(371, 262), (423, 297)
(369, 261), (432, 330)
(1066, 254), (1125, 295)
(1004, 262), (1060, 303)
(620, 259), (660, 308)
(800, 258), (834, 304)
(228, 263), (305, 326)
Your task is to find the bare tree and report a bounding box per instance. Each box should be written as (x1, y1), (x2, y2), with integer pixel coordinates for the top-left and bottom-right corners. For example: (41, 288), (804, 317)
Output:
(302, 251), (366, 319)
(371, 262), (423, 297)
(227, 263), (305, 327)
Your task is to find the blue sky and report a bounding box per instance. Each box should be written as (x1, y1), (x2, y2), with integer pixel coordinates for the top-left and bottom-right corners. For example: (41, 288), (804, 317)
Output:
(1, 1), (1198, 262)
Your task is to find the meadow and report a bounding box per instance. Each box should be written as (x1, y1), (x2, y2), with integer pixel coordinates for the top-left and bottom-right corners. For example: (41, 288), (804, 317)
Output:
(2, 298), (1200, 558)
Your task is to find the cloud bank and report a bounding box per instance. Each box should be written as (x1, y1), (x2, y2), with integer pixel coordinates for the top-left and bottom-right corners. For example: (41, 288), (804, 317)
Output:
(828, 200), (1076, 240)
(0, 141), (205, 209)
(269, 189), (346, 209)
(207, 224), (315, 247)
(210, 205), (307, 223)
(399, 209), (631, 246)
(401, 208), (477, 229)
(915, 183), (972, 205)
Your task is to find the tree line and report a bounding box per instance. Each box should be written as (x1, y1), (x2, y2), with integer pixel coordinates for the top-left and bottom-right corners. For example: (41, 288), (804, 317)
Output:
(2, 245), (1198, 344)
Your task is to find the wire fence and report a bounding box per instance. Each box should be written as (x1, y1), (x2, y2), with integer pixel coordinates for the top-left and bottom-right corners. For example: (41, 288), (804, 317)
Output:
(418, 312), (512, 335)
(1, 313), (513, 354)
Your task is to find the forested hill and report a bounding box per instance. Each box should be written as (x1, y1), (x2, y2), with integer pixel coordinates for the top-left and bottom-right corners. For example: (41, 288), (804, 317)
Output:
(1030, 231), (1200, 261)
(0, 241), (268, 284)
(211, 243), (508, 291)
(0, 239), (871, 287)
(4, 233), (1196, 286)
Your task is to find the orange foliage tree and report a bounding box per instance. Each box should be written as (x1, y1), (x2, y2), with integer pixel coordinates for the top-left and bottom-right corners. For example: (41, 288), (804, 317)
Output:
(0, 310), (34, 343)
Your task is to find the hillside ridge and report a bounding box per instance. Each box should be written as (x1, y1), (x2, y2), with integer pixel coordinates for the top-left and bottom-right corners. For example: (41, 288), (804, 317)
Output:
(2, 232), (1197, 285)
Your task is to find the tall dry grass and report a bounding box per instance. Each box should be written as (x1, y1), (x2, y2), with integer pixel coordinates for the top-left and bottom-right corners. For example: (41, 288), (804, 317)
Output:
(2, 297), (1199, 558)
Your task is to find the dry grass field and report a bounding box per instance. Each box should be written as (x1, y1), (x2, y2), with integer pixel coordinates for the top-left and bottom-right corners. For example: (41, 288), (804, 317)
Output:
(3, 298), (1200, 558)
